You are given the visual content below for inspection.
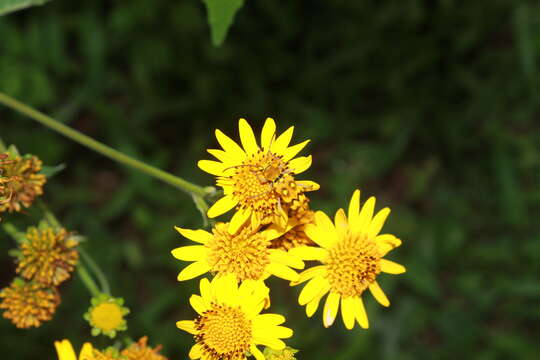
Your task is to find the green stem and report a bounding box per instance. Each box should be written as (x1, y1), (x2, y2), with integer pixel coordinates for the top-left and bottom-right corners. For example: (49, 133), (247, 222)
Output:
(80, 247), (111, 295)
(2, 222), (26, 243)
(77, 264), (101, 297)
(38, 200), (61, 229)
(0, 92), (208, 197)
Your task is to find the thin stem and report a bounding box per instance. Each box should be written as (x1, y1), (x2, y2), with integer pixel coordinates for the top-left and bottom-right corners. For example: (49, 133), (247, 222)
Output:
(0, 92), (208, 197)
(80, 247), (111, 295)
(38, 200), (61, 229)
(77, 264), (101, 298)
(2, 222), (26, 243)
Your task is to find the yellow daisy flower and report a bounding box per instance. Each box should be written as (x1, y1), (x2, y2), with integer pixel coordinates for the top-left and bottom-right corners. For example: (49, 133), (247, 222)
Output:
(83, 294), (129, 338)
(270, 194), (316, 251)
(54, 339), (93, 360)
(290, 190), (406, 330)
(177, 274), (293, 360)
(172, 224), (304, 283)
(198, 118), (319, 234)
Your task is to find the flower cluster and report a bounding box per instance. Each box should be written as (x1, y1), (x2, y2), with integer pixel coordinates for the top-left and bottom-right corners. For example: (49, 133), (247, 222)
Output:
(0, 224), (80, 328)
(172, 118), (406, 359)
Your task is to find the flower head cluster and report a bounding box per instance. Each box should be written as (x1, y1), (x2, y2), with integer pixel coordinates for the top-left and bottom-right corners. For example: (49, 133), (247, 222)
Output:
(1, 223), (80, 329)
(173, 118), (406, 358)
(0, 146), (46, 214)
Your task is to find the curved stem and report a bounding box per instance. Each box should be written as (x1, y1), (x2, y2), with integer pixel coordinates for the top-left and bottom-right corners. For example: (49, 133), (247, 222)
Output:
(0, 92), (208, 197)
(77, 263), (101, 298)
(80, 247), (111, 295)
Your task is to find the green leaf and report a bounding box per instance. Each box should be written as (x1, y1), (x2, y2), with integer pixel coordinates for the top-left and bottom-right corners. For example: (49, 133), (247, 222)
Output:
(202, 0), (245, 46)
(40, 163), (66, 177)
(0, 0), (51, 16)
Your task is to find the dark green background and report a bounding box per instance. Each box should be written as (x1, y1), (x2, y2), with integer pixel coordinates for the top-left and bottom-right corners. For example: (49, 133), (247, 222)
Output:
(1, 1), (540, 359)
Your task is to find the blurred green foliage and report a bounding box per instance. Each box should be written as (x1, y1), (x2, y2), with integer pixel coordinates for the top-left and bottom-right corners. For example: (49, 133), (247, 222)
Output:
(1, 0), (540, 359)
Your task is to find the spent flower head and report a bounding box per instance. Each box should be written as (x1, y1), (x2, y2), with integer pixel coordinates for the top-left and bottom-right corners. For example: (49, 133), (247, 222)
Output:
(121, 336), (168, 360)
(16, 225), (80, 286)
(199, 118), (319, 234)
(84, 293), (129, 338)
(177, 275), (293, 360)
(0, 146), (46, 213)
(290, 190), (406, 329)
(0, 278), (60, 328)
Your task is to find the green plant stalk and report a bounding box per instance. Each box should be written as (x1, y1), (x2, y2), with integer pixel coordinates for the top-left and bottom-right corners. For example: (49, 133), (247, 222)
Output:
(0, 92), (207, 197)
(77, 264), (101, 298)
(80, 247), (111, 295)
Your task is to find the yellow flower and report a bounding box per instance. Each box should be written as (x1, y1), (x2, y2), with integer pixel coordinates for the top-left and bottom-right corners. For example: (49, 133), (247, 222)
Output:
(54, 339), (94, 360)
(0, 148), (46, 213)
(263, 347), (298, 360)
(172, 224), (304, 284)
(198, 118), (319, 234)
(84, 294), (129, 338)
(177, 275), (293, 360)
(0, 278), (60, 328)
(17, 226), (79, 286)
(290, 190), (406, 329)
(121, 336), (168, 360)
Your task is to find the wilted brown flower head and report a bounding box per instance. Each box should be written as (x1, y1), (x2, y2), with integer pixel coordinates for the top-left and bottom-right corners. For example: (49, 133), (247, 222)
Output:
(0, 150), (46, 213)
(0, 279), (60, 329)
(17, 227), (79, 286)
(121, 336), (168, 360)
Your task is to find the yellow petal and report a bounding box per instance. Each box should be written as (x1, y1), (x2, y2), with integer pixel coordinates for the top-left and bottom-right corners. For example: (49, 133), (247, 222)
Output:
(176, 320), (198, 334)
(253, 337), (286, 351)
(261, 117), (277, 151)
(368, 207), (391, 238)
(79, 343), (93, 360)
(340, 296), (356, 330)
(197, 160), (227, 176)
(289, 246), (327, 261)
(189, 295), (207, 315)
(250, 345), (265, 360)
(177, 261), (210, 281)
(238, 118), (259, 154)
(264, 325), (293, 339)
(199, 277), (213, 304)
(348, 189), (360, 224)
(288, 155), (312, 174)
(55, 340), (76, 360)
(380, 259), (406, 274)
(304, 224), (334, 249)
(254, 313), (285, 326)
(369, 281), (390, 307)
(323, 292), (340, 328)
(293, 265), (326, 285)
(269, 249), (304, 269)
(207, 195), (238, 218)
(306, 294), (322, 318)
(298, 276), (329, 305)
(174, 227), (213, 244)
(282, 139), (310, 162)
(266, 262), (299, 282)
(354, 196), (375, 232)
(188, 344), (202, 359)
(315, 211), (338, 243)
(228, 208), (251, 234)
(171, 245), (207, 261)
(215, 129), (245, 159)
(296, 180), (320, 192)
(376, 234), (402, 256)
(273, 126), (294, 154)
(214, 273), (238, 305)
(353, 297), (369, 329)
(334, 208), (348, 237)
(207, 148), (235, 164)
